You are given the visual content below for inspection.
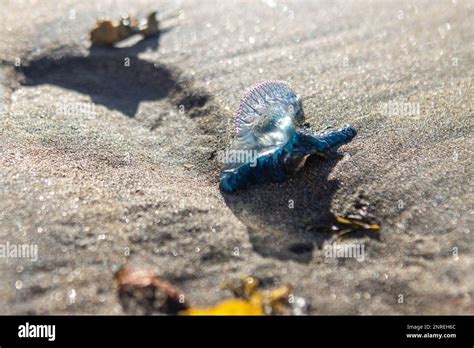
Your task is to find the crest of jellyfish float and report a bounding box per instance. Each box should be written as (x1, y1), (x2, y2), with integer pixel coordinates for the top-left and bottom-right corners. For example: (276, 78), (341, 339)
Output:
(220, 81), (357, 193)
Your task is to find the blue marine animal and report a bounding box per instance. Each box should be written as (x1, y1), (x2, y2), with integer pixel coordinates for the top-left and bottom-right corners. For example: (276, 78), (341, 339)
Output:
(220, 81), (356, 193)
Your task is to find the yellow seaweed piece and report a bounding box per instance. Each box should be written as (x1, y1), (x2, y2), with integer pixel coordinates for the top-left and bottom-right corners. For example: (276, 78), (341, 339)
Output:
(181, 299), (263, 316)
(267, 285), (292, 304)
(181, 277), (295, 316)
(335, 216), (351, 224)
(222, 275), (259, 298)
(336, 216), (380, 230)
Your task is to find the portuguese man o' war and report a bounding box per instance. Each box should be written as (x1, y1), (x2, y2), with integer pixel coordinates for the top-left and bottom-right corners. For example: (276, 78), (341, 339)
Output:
(220, 81), (356, 193)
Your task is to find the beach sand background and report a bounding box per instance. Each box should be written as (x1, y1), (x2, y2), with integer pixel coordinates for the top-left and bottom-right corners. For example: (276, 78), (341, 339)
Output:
(0, 0), (472, 314)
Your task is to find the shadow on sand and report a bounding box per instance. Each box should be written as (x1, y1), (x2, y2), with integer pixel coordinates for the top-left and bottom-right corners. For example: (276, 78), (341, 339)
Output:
(223, 154), (347, 263)
(18, 28), (207, 118)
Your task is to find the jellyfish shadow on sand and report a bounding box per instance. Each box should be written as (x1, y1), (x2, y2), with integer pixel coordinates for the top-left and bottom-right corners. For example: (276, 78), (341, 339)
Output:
(19, 28), (181, 117)
(223, 153), (352, 263)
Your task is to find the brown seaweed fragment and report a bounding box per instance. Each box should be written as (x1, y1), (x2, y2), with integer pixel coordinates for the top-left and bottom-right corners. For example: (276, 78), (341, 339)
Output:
(90, 12), (159, 46)
(115, 266), (188, 315)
